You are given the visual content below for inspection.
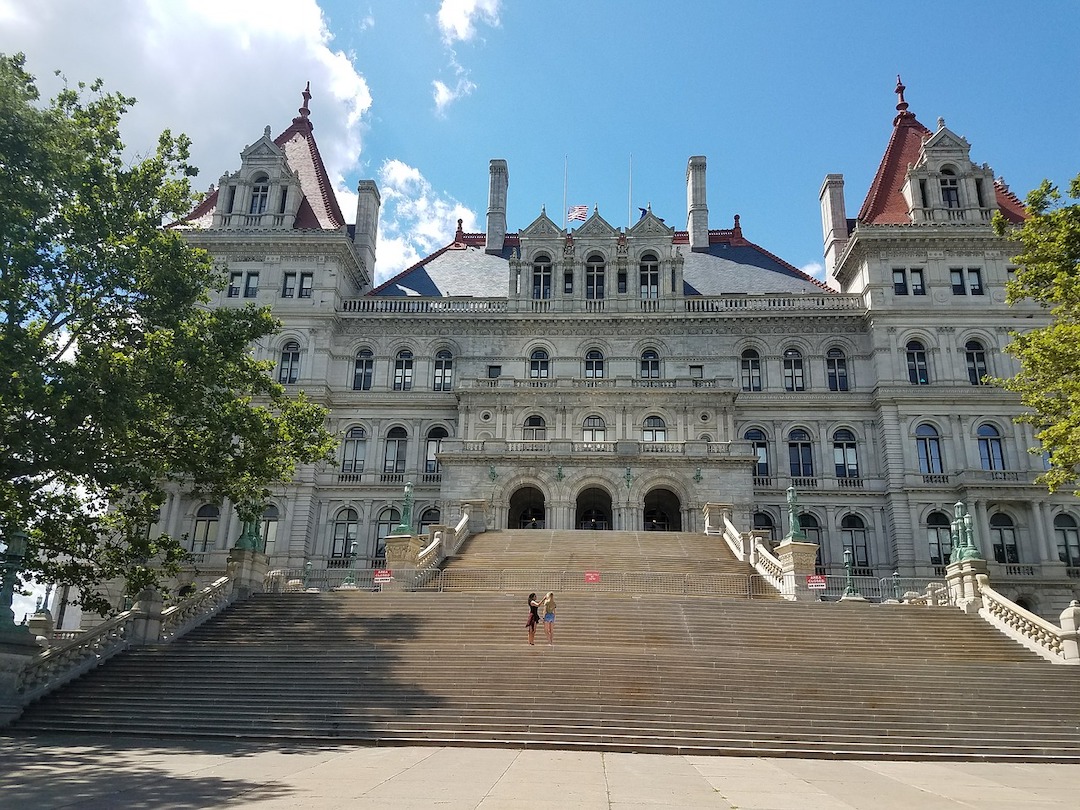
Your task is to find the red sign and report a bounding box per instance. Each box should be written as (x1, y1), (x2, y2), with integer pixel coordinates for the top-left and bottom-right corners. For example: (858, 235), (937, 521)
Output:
(584, 571), (601, 584)
(374, 569), (393, 583)
(806, 574), (827, 590)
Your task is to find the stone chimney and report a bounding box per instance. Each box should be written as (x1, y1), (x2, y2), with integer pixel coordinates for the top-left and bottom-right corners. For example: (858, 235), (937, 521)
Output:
(686, 156), (709, 251)
(819, 174), (849, 285)
(485, 159), (509, 254)
(354, 179), (381, 283)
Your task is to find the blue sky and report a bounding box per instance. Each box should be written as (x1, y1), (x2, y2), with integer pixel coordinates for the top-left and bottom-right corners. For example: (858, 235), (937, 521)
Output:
(3, 0), (1079, 288)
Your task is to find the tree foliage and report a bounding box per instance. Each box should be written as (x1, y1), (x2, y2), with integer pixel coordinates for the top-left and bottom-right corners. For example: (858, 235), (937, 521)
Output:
(995, 173), (1080, 495)
(0, 54), (335, 613)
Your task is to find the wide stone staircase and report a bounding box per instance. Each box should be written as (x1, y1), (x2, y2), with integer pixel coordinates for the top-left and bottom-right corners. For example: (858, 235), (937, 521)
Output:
(9, 530), (1080, 759)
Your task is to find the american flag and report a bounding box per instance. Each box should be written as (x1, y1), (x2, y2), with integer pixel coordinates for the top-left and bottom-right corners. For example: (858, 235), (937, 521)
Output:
(567, 205), (588, 222)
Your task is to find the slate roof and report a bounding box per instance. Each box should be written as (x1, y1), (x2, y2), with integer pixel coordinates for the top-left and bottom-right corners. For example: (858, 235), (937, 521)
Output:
(372, 225), (826, 298)
(179, 85), (344, 230)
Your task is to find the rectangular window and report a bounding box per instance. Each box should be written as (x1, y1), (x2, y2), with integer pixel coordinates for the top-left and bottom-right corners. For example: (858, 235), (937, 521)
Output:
(281, 272), (296, 298)
(228, 272), (242, 298)
(893, 269), (908, 295)
(951, 268), (965, 295)
(243, 271), (259, 298)
(617, 270), (627, 294)
(967, 268), (984, 295)
(299, 272), (313, 298)
(689, 365), (703, 379)
(564, 271), (573, 295)
(910, 268), (925, 295)
(487, 365), (502, 379)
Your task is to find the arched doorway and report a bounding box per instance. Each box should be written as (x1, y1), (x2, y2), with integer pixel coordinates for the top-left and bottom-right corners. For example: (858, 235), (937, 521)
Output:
(509, 486), (546, 529)
(643, 488), (682, 531)
(575, 487), (612, 530)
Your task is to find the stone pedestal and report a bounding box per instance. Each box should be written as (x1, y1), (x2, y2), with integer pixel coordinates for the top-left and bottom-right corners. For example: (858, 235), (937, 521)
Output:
(0, 631), (41, 725)
(27, 609), (54, 647)
(776, 539), (821, 602)
(461, 500), (488, 535)
(384, 533), (421, 591)
(1059, 601), (1080, 663)
(227, 548), (270, 600)
(702, 503), (733, 536)
(946, 558), (988, 614)
(131, 587), (164, 646)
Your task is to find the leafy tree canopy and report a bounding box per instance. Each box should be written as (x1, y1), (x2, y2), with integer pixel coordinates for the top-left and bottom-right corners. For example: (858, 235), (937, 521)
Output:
(995, 173), (1080, 495)
(0, 54), (335, 614)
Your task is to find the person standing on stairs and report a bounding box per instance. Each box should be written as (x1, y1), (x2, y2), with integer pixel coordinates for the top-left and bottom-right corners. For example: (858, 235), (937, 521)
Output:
(541, 592), (556, 645)
(526, 592), (541, 645)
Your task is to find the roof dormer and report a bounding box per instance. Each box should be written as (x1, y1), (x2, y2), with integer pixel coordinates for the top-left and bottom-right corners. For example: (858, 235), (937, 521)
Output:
(212, 127), (304, 230)
(900, 118), (997, 224)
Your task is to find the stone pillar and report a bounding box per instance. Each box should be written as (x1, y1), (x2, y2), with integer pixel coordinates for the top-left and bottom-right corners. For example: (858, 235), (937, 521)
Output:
(702, 502), (732, 535)
(946, 558), (988, 614)
(227, 548), (270, 600)
(26, 606), (54, 647)
(776, 539), (821, 602)
(461, 499), (488, 535)
(1059, 601), (1080, 663)
(130, 587), (164, 646)
(0, 635), (39, 725)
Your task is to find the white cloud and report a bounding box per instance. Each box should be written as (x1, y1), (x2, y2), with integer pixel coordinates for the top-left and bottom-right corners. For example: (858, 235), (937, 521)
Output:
(437, 0), (501, 45)
(801, 261), (826, 281)
(0, 0), (371, 221)
(374, 159), (478, 285)
(432, 61), (477, 116)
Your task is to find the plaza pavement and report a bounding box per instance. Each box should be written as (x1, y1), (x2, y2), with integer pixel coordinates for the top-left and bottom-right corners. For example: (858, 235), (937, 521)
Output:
(2, 735), (1079, 809)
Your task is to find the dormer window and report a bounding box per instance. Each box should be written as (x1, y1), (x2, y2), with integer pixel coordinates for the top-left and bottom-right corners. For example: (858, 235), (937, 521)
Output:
(639, 254), (659, 299)
(250, 174), (270, 215)
(586, 254), (605, 300)
(940, 168), (960, 209)
(532, 255), (552, 300)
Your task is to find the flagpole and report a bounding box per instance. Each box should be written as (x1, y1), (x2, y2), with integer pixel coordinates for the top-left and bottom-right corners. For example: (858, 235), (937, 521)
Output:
(627, 152), (633, 228)
(563, 155), (568, 233)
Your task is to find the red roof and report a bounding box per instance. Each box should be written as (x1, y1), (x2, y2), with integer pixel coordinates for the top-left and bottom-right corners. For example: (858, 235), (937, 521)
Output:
(856, 103), (932, 225)
(179, 85), (344, 230)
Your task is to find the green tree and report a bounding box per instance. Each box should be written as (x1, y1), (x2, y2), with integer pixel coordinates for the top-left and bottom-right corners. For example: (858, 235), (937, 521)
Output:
(0, 54), (335, 614)
(995, 173), (1080, 495)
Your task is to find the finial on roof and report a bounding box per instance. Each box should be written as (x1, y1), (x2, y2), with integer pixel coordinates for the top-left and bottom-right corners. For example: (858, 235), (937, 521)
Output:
(299, 81), (311, 119)
(455, 218), (464, 243)
(264, 125), (271, 138)
(895, 75), (909, 114)
(733, 214), (742, 235)
(937, 116), (946, 130)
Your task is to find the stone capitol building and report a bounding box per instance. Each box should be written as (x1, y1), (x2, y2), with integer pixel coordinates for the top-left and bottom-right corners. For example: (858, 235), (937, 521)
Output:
(141, 79), (1079, 619)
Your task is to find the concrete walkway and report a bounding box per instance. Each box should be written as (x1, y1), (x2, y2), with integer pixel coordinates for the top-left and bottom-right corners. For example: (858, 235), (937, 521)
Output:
(2, 736), (1079, 809)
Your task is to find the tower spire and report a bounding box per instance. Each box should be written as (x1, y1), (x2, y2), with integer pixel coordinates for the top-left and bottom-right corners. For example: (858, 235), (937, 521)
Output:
(293, 82), (312, 126)
(893, 74), (914, 125)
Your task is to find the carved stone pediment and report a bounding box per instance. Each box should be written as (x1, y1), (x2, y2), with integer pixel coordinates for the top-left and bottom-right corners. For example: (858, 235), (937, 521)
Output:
(575, 211), (618, 239)
(628, 211), (674, 238)
(520, 210), (563, 238)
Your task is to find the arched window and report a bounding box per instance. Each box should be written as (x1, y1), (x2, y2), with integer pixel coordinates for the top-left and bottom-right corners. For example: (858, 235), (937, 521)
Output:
(523, 415), (546, 441)
(965, 340), (988, 385)
(753, 512), (776, 543)
(1055, 514), (1080, 566)
(788, 428), (814, 477)
(977, 424), (1006, 471)
(640, 349), (660, 379)
(927, 511), (952, 566)
(278, 341), (300, 384)
(826, 347), (849, 391)
(783, 348), (805, 391)
(419, 508), (441, 536)
(585, 254), (605, 300)
(585, 349), (604, 379)
(249, 173), (270, 214)
(433, 349), (453, 391)
(425, 426), (448, 474)
(376, 508), (401, 558)
(393, 350), (414, 391)
(383, 427), (407, 474)
(191, 505), (219, 553)
(906, 340), (929, 385)
(353, 349), (374, 391)
(583, 415), (606, 442)
(746, 428), (769, 476)
(260, 504), (280, 555)
(841, 515), (869, 569)
(639, 253), (659, 299)
(532, 254), (552, 299)
(832, 428), (859, 479)
(643, 416), (666, 442)
(740, 349), (762, 391)
(916, 424), (943, 474)
(940, 167), (960, 208)
(529, 348), (549, 379)
(990, 513), (1019, 564)
(341, 426), (367, 473)
(332, 508), (358, 561)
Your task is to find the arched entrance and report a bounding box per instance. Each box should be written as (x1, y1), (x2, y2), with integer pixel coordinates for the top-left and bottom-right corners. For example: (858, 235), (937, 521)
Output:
(643, 488), (682, 531)
(509, 486), (546, 529)
(575, 487), (612, 530)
